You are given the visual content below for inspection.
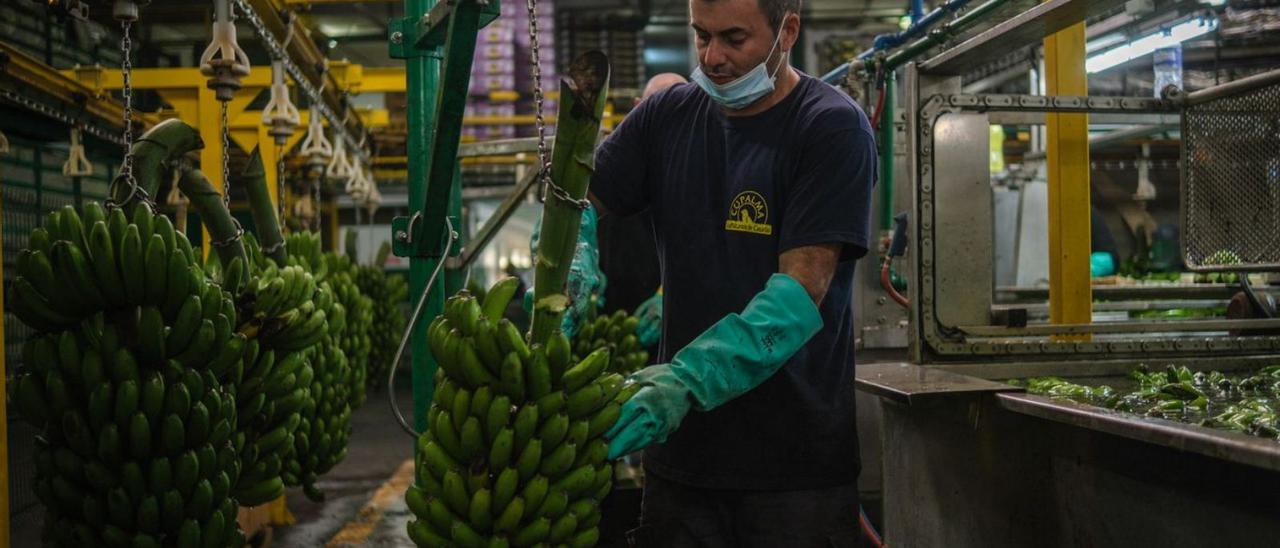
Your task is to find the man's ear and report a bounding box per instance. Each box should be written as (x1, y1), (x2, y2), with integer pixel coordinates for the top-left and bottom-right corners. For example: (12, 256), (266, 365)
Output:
(783, 12), (801, 52)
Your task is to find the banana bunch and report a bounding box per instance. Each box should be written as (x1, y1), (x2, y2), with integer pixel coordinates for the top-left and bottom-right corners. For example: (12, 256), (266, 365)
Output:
(283, 312), (354, 501)
(404, 277), (638, 547)
(202, 234), (326, 507)
(354, 265), (409, 393)
(227, 343), (313, 506)
(325, 253), (374, 409)
(574, 309), (649, 376)
(284, 230), (329, 280)
(7, 203), (246, 547)
(271, 232), (358, 501)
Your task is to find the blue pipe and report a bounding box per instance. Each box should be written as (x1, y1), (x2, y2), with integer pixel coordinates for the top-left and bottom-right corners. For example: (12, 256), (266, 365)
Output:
(820, 0), (974, 85)
(911, 0), (926, 23)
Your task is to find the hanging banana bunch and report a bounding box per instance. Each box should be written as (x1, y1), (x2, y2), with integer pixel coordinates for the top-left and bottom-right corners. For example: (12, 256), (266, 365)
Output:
(180, 145), (325, 508)
(405, 280), (637, 547)
(325, 252), (374, 409)
(572, 301), (649, 376)
(8, 120), (246, 547)
(354, 258), (409, 394)
(403, 50), (620, 548)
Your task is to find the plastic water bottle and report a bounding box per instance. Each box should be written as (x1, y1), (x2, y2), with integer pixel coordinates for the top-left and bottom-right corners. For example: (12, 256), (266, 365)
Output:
(1153, 43), (1183, 98)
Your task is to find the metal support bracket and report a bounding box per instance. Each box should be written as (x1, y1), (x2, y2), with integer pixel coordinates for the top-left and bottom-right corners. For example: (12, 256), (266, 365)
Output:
(392, 0), (490, 258)
(389, 0), (499, 58)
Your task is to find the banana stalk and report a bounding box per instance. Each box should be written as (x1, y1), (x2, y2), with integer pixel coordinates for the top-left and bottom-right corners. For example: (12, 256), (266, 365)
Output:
(176, 167), (247, 268)
(109, 119), (204, 211)
(530, 51), (612, 346)
(242, 147), (288, 266)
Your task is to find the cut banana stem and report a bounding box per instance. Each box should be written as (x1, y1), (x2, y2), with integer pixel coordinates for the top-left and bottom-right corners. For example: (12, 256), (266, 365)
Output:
(243, 147), (288, 266)
(176, 167), (247, 268)
(110, 119), (204, 212)
(529, 52), (612, 347)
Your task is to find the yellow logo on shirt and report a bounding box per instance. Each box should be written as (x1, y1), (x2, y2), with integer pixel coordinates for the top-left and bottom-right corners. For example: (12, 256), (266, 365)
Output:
(725, 191), (773, 235)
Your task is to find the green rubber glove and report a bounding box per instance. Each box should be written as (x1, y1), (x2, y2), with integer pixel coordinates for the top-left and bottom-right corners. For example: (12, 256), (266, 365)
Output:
(527, 204), (606, 339)
(605, 273), (823, 459)
(634, 289), (663, 348)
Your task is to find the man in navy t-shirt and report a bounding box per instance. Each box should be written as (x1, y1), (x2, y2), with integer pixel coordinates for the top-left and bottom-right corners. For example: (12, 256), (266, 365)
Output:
(577, 0), (876, 544)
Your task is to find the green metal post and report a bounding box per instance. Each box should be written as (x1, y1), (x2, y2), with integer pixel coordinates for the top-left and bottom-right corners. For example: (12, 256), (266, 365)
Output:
(402, 0), (444, 434)
(392, 0), (499, 435)
(878, 72), (896, 231)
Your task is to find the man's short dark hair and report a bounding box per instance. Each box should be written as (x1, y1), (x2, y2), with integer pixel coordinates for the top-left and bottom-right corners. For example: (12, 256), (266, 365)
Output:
(697, 0), (801, 31)
(760, 0), (801, 31)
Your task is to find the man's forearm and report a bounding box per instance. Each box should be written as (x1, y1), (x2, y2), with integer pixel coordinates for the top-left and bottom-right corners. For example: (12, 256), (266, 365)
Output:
(779, 243), (841, 307)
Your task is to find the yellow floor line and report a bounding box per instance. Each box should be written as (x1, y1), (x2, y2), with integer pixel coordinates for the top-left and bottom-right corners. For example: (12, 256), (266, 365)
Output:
(325, 459), (416, 547)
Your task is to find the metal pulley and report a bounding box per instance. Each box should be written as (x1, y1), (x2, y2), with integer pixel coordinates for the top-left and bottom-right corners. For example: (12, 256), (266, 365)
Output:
(326, 133), (355, 184)
(112, 0), (149, 22)
(300, 115), (334, 176)
(345, 159), (370, 202)
(199, 0), (251, 102)
(262, 59), (301, 145)
(62, 128), (94, 177)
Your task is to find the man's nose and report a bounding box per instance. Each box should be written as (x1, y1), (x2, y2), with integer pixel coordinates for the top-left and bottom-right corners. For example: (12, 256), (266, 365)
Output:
(702, 39), (729, 71)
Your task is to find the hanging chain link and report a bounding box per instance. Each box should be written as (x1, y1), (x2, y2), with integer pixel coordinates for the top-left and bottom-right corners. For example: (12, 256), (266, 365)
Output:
(220, 102), (232, 210)
(120, 21), (135, 181)
(526, 0), (551, 199)
(525, 0), (588, 210)
(277, 142), (287, 231)
(109, 19), (153, 210)
(210, 100), (244, 249)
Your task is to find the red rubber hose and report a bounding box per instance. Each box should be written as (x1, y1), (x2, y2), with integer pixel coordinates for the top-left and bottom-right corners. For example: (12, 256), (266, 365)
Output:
(881, 259), (909, 308)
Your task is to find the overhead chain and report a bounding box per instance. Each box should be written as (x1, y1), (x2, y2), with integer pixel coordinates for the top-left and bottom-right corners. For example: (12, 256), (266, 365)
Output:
(229, 0), (368, 164)
(2, 91), (121, 145)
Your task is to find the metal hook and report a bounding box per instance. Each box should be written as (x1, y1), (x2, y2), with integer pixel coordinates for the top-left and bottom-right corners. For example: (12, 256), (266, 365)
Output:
(262, 59), (301, 144)
(63, 128), (94, 177)
(326, 132), (355, 182)
(299, 111), (334, 160)
(199, 0), (252, 102)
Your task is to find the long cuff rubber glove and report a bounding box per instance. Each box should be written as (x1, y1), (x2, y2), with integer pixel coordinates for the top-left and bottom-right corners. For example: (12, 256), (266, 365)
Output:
(525, 204), (606, 338)
(634, 288), (663, 349)
(605, 273), (823, 459)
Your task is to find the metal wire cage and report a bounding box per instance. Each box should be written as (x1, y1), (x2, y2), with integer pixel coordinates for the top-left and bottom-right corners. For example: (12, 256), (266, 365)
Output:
(1181, 77), (1280, 272)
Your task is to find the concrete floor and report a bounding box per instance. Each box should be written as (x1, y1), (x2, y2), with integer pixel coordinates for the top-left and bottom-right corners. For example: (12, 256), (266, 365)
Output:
(273, 380), (418, 548)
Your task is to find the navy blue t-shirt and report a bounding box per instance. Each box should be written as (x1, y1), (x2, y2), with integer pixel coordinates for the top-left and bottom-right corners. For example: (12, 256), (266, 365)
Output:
(590, 74), (877, 490)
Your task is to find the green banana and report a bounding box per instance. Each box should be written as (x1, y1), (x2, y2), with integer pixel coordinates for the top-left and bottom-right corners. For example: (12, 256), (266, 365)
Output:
(481, 276), (519, 322)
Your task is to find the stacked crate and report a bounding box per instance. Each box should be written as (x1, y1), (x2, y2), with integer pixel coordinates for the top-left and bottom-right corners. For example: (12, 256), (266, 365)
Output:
(514, 1), (558, 138)
(467, 14), (519, 141)
(466, 4), (558, 142)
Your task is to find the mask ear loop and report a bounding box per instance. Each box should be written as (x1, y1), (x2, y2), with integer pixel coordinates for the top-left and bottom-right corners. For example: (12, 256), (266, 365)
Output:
(769, 13), (796, 82)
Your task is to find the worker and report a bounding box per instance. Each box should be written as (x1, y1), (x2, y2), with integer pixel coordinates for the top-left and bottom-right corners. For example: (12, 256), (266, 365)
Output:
(562, 0), (878, 544)
(596, 73), (690, 349)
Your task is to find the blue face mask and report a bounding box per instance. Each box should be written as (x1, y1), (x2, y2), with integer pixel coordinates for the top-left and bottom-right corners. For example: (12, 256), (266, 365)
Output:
(691, 23), (789, 110)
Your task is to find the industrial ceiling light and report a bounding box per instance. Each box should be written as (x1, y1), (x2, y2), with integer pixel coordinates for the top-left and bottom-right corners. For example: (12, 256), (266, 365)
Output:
(1086, 16), (1218, 73)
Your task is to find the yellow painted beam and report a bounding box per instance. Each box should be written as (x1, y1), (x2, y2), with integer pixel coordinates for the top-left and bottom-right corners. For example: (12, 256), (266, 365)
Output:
(1, 43), (158, 129)
(360, 67), (407, 93)
(1044, 20), (1092, 338)
(66, 66), (275, 92)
